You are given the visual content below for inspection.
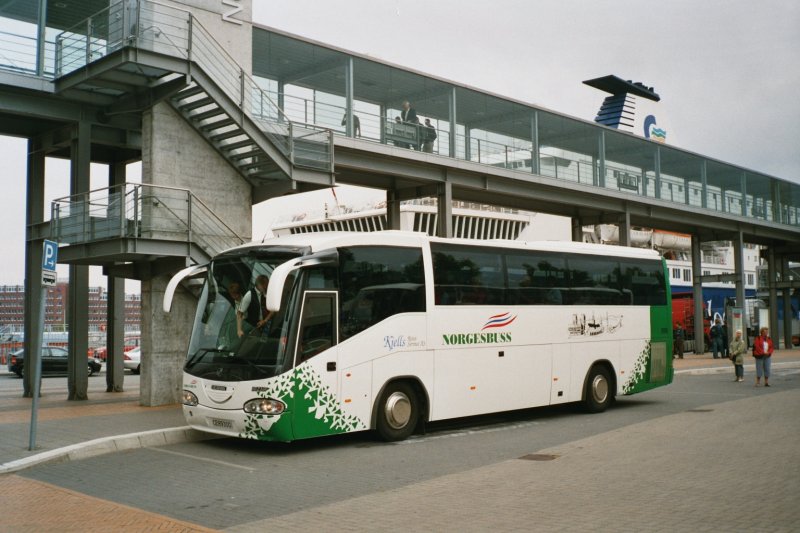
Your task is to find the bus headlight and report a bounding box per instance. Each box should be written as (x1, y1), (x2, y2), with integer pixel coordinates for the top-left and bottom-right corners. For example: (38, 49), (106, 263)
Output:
(182, 390), (198, 406)
(243, 398), (285, 415)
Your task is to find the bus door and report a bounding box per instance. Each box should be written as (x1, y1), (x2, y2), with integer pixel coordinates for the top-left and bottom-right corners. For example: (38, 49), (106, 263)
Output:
(293, 290), (339, 439)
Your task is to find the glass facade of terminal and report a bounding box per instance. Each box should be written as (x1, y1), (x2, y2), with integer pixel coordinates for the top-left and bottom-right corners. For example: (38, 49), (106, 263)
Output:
(1, 1), (798, 228)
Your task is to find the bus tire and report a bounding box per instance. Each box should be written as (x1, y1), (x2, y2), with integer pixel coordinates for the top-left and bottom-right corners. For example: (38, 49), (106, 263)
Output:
(583, 365), (613, 413)
(376, 382), (419, 442)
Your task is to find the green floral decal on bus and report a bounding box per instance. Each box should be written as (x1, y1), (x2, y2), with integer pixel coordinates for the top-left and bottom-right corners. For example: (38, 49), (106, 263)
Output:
(241, 365), (366, 441)
(622, 340), (650, 395)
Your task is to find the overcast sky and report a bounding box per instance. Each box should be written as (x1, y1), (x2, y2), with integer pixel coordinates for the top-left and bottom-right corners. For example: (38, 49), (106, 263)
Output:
(0, 0), (798, 286)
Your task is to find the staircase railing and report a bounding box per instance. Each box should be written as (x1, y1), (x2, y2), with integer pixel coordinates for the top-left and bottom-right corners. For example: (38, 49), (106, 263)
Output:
(54, 0), (333, 174)
(51, 183), (246, 259)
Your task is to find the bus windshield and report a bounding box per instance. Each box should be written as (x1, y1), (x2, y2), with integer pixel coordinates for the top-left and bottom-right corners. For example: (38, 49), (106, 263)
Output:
(185, 252), (302, 382)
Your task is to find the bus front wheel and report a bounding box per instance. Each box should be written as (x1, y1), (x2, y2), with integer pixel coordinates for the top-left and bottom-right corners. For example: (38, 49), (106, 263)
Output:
(376, 382), (419, 442)
(583, 365), (613, 413)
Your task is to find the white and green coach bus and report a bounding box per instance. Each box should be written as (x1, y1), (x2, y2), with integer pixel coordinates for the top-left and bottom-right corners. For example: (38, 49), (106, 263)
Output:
(164, 231), (673, 442)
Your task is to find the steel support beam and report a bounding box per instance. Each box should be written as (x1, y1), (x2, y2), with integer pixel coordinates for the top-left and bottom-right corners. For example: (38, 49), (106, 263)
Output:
(36, 0), (48, 77)
(571, 217), (583, 242)
(782, 256), (794, 350)
(692, 234), (705, 353)
(344, 57), (354, 137)
(67, 121), (91, 401)
(732, 230), (747, 331)
(105, 161), (127, 392)
(386, 189), (401, 230)
(531, 111), (540, 175)
(597, 130), (606, 188)
(768, 247), (780, 347)
(23, 138), (46, 398)
(448, 87), (457, 158)
(437, 181), (453, 238)
(618, 209), (630, 247)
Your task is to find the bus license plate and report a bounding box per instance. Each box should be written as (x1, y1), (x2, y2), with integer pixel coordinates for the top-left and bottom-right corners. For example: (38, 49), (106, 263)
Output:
(209, 418), (233, 429)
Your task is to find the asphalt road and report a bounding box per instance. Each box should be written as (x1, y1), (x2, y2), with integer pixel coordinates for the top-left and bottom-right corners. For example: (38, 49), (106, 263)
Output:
(18, 366), (800, 531)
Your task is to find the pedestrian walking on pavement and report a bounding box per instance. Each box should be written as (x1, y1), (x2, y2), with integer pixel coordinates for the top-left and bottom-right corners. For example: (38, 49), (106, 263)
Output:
(674, 322), (685, 359)
(729, 329), (746, 382)
(752, 327), (774, 387)
(710, 317), (724, 359)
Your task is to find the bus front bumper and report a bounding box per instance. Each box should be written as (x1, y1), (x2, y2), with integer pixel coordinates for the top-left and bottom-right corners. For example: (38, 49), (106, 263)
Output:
(182, 404), (291, 441)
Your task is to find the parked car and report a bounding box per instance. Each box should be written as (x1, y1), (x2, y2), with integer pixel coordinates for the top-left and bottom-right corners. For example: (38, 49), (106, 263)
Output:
(94, 336), (141, 361)
(8, 347), (102, 378)
(124, 347), (141, 374)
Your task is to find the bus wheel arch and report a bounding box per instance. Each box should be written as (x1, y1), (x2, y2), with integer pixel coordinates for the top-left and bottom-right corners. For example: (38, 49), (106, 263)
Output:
(372, 377), (429, 441)
(581, 361), (616, 413)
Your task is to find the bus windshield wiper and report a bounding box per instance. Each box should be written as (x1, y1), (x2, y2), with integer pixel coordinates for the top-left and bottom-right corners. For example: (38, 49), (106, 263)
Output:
(227, 355), (272, 377)
(185, 347), (228, 370)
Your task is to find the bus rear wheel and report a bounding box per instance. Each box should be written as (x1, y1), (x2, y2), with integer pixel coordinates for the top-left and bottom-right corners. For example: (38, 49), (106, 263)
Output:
(584, 365), (613, 413)
(376, 382), (419, 442)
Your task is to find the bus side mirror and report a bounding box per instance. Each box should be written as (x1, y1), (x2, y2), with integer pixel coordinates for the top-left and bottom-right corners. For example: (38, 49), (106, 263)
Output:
(266, 251), (338, 312)
(163, 264), (207, 312)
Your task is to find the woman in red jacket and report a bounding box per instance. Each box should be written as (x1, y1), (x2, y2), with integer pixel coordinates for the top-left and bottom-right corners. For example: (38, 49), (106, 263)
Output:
(752, 327), (774, 387)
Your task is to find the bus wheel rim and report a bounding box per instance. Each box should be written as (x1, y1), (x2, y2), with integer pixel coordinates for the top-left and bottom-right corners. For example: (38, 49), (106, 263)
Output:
(384, 392), (411, 429)
(591, 374), (608, 404)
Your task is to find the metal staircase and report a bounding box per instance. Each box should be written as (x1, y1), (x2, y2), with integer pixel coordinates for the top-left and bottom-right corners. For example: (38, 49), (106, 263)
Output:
(53, 0), (334, 189)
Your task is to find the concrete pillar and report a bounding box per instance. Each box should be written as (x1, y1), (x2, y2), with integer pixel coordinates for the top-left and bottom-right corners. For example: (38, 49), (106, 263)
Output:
(767, 247), (780, 347)
(23, 138), (46, 398)
(67, 121), (91, 401)
(732, 231), (747, 333)
(618, 210), (630, 247)
(571, 217), (583, 242)
(692, 235), (705, 353)
(700, 161), (708, 209)
(436, 182), (453, 238)
(139, 1), (254, 406)
(106, 161), (127, 392)
(386, 190), (401, 230)
(782, 256), (793, 349)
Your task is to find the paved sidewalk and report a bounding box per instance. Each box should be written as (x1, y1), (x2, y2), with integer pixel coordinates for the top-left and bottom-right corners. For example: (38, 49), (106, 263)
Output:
(229, 388), (800, 532)
(0, 387), (202, 472)
(672, 346), (800, 372)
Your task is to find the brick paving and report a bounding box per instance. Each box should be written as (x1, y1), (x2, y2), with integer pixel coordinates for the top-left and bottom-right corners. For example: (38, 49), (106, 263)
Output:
(0, 475), (216, 533)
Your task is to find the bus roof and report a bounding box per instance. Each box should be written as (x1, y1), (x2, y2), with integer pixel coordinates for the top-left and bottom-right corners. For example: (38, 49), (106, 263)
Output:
(226, 231), (662, 260)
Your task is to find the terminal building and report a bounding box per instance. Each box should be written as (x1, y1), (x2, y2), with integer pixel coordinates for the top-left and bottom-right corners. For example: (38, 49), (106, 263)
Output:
(0, 0), (798, 405)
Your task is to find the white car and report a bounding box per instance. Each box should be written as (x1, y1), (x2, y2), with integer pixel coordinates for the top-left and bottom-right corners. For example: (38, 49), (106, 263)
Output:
(124, 347), (141, 374)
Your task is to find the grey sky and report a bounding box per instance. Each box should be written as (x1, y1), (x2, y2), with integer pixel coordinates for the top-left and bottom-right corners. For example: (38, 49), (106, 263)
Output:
(1, 0), (798, 285)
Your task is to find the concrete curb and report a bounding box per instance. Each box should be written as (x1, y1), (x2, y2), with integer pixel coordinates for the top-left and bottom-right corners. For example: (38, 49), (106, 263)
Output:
(675, 360), (800, 376)
(0, 426), (220, 475)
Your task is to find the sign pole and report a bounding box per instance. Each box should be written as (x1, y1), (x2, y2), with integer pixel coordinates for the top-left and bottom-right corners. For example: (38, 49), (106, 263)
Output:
(28, 289), (46, 451)
(30, 240), (58, 451)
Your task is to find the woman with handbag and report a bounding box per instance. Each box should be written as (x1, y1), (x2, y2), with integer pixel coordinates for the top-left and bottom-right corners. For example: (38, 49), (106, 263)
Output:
(729, 329), (746, 382)
(752, 327), (774, 387)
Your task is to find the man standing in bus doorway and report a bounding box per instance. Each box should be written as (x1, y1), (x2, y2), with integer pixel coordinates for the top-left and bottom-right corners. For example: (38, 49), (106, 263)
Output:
(237, 275), (273, 337)
(710, 317), (724, 359)
(752, 327), (774, 387)
(729, 329), (746, 382)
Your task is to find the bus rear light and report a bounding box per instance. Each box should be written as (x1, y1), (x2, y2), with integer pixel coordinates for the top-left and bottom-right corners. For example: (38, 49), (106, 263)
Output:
(243, 398), (285, 415)
(182, 390), (198, 406)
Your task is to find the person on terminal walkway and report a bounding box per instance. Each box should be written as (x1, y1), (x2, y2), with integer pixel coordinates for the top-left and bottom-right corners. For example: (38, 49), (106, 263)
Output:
(341, 113), (361, 137)
(710, 317), (724, 359)
(421, 118), (437, 153)
(237, 275), (273, 337)
(752, 327), (774, 387)
(729, 329), (746, 382)
(400, 100), (420, 149)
